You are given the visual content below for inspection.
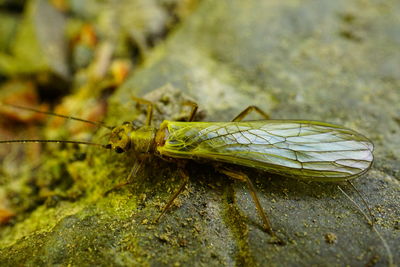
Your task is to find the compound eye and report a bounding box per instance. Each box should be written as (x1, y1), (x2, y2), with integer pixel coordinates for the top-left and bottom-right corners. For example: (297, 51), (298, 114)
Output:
(115, 146), (124, 153)
(105, 144), (112, 149)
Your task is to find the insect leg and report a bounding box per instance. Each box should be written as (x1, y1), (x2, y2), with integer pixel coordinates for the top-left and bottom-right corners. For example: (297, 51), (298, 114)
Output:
(131, 96), (154, 126)
(182, 101), (198, 122)
(155, 168), (189, 223)
(103, 158), (146, 196)
(217, 168), (274, 236)
(232, 106), (270, 122)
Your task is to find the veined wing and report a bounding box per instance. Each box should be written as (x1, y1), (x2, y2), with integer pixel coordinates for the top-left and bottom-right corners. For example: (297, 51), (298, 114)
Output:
(157, 120), (374, 181)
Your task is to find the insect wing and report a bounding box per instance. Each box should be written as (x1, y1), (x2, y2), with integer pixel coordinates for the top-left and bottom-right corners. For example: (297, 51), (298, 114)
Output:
(158, 120), (374, 181)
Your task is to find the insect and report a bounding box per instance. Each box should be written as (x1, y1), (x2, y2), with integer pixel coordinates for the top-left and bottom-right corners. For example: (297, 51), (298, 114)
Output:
(0, 98), (374, 238)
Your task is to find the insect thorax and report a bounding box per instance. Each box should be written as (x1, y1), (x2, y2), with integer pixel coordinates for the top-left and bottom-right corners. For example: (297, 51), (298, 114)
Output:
(130, 126), (158, 153)
(108, 123), (157, 154)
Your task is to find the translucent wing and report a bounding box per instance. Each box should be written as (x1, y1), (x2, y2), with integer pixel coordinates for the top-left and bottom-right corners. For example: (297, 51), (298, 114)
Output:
(157, 120), (374, 181)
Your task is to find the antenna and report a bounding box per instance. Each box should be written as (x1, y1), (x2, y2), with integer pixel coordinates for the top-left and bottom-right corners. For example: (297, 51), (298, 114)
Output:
(0, 139), (106, 148)
(2, 103), (113, 130)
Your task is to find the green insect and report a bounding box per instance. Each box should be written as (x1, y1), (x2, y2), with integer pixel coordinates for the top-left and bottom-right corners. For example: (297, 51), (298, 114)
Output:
(0, 98), (374, 237)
